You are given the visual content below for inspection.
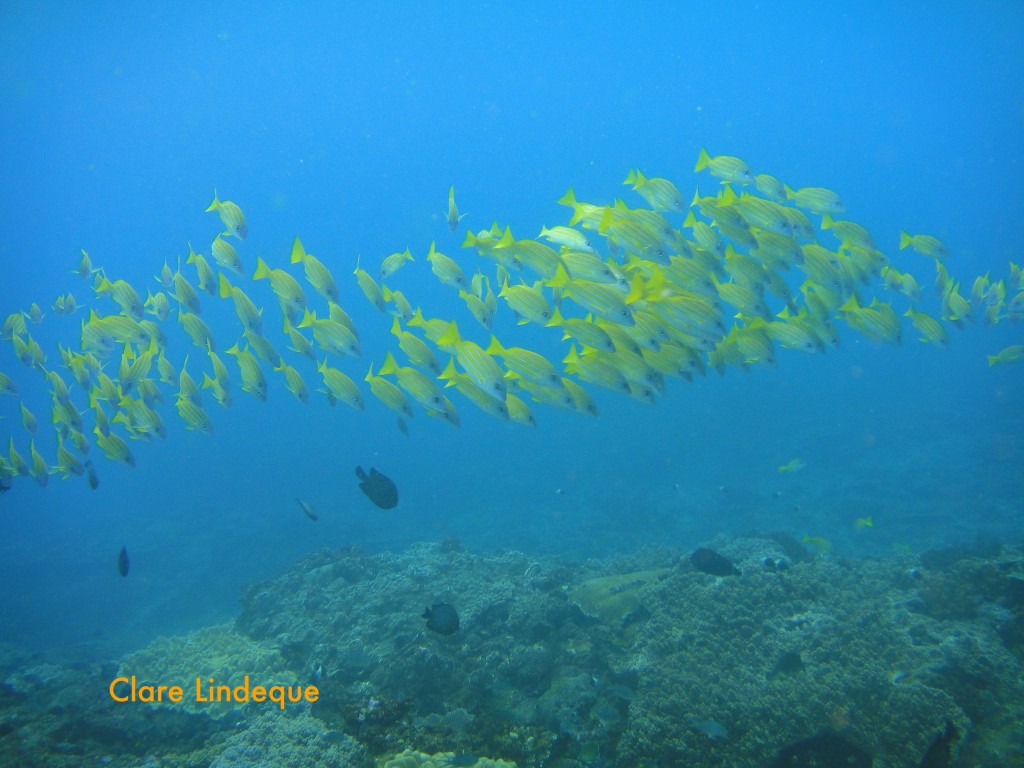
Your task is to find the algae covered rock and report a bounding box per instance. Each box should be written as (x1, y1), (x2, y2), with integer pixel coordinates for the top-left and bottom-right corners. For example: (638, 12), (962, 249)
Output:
(568, 569), (668, 625)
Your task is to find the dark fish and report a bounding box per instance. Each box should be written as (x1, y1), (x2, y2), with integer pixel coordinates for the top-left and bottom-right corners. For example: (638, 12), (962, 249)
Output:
(423, 603), (459, 635)
(918, 721), (957, 768)
(117, 546), (129, 577)
(690, 547), (740, 576)
(355, 466), (398, 509)
(295, 498), (318, 521)
(770, 732), (871, 768)
(86, 460), (99, 490)
(396, 416), (409, 435)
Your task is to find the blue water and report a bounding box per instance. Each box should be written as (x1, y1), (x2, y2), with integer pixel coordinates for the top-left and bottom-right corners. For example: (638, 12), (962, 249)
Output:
(0, 2), (1021, 659)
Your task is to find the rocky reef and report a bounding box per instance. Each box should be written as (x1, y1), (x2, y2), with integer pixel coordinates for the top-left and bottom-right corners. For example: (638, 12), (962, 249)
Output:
(0, 536), (1021, 766)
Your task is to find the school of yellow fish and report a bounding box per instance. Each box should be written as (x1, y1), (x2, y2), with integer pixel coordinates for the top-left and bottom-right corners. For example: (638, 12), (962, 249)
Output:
(1, 154), (1021, 490)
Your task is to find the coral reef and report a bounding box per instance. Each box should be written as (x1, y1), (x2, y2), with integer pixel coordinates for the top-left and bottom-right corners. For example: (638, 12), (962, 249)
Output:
(210, 710), (368, 768)
(118, 622), (299, 719)
(1, 537), (1022, 766)
(381, 747), (515, 768)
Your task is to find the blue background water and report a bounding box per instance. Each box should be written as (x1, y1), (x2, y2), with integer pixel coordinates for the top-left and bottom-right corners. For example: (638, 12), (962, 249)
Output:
(0, 2), (1021, 659)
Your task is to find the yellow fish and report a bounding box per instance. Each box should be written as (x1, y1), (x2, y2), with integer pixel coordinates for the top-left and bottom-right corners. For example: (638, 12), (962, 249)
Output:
(778, 458), (807, 473)
(176, 397), (215, 434)
(390, 316), (441, 375)
(987, 344), (1024, 366)
(171, 268), (202, 314)
(95, 276), (145, 320)
(290, 237), (340, 303)
(274, 361), (309, 404)
(485, 335), (560, 387)
(435, 321), (507, 400)
(211, 235), (244, 275)
(695, 148), (754, 185)
(446, 186), (468, 232)
(899, 231), (948, 261)
(854, 516), (874, 530)
(28, 440), (48, 487)
(379, 351), (445, 411)
(187, 247), (218, 296)
(253, 256), (306, 322)
(316, 358), (363, 410)
(354, 258), (386, 312)
(380, 247), (414, 281)
(75, 249), (96, 280)
(802, 535), (832, 553)
(0, 372), (17, 396)
(205, 190), (248, 240)
(364, 363), (413, 417)
(218, 273), (263, 336)
(784, 185), (846, 214)
(426, 240), (468, 291)
(225, 343), (267, 401)
(438, 359), (509, 421)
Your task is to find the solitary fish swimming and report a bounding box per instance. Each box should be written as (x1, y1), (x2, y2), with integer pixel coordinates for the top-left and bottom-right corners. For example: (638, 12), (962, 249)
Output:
(117, 546), (130, 577)
(355, 466), (398, 509)
(423, 602), (459, 635)
(295, 498), (318, 521)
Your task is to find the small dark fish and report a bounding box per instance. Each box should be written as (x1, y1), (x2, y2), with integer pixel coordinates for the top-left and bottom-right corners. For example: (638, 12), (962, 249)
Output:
(117, 546), (130, 577)
(423, 602), (459, 635)
(690, 547), (740, 576)
(771, 732), (871, 768)
(355, 466), (398, 509)
(396, 416), (409, 436)
(295, 498), (318, 521)
(918, 721), (957, 768)
(86, 460), (99, 490)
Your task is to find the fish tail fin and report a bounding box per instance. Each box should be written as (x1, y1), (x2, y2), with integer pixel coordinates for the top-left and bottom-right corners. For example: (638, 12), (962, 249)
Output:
(217, 272), (233, 299)
(435, 321), (462, 347)
(290, 236), (306, 264)
(253, 256), (272, 281)
(987, 354), (998, 366)
(204, 189), (220, 213)
(899, 231), (912, 250)
(625, 273), (647, 304)
(546, 305), (564, 328)
(695, 147), (711, 172)
(548, 264), (572, 290)
(438, 357), (459, 384)
(378, 352), (400, 376)
(556, 187), (578, 209)
(484, 335), (504, 356)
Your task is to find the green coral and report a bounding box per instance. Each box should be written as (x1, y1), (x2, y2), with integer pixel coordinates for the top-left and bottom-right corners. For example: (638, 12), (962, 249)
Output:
(118, 622), (299, 719)
(381, 748), (515, 768)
